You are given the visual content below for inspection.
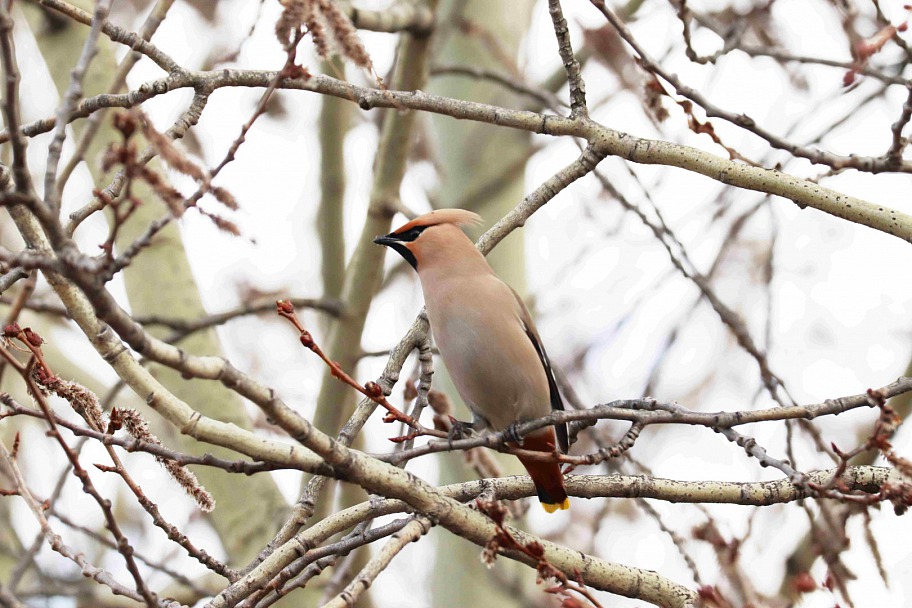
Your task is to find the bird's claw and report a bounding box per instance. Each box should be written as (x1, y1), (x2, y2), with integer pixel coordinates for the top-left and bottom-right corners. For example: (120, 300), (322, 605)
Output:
(447, 417), (475, 446)
(503, 422), (523, 445)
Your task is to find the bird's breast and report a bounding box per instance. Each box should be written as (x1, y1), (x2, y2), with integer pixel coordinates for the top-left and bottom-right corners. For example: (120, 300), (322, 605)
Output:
(422, 276), (550, 430)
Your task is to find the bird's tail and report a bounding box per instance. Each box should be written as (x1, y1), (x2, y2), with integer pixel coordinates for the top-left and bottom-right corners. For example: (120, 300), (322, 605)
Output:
(514, 428), (569, 513)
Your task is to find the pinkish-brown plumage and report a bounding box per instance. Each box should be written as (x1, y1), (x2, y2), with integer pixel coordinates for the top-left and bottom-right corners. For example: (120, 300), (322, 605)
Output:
(375, 209), (569, 511)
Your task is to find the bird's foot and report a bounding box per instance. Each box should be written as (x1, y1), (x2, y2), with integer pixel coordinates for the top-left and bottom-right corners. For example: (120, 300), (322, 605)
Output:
(503, 422), (523, 446)
(447, 416), (476, 446)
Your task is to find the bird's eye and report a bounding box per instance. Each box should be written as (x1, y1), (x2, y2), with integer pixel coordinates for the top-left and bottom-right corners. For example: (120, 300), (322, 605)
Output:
(397, 226), (426, 242)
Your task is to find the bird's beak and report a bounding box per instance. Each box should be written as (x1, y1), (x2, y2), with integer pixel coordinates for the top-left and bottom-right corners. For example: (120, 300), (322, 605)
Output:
(373, 233), (418, 269)
(373, 234), (401, 247)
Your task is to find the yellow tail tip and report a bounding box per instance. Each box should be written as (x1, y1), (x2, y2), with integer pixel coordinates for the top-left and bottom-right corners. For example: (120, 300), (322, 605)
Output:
(541, 498), (571, 513)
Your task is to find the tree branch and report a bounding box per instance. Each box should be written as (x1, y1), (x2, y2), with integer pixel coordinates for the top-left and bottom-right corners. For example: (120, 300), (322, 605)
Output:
(547, 0), (588, 118)
(7, 68), (912, 243)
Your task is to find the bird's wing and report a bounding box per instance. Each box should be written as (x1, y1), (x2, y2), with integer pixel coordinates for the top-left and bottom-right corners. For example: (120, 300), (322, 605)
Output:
(510, 288), (569, 454)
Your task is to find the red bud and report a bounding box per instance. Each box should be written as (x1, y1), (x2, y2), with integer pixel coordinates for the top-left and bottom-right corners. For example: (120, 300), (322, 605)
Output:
(364, 381), (383, 399)
(299, 330), (314, 348)
(23, 328), (43, 347)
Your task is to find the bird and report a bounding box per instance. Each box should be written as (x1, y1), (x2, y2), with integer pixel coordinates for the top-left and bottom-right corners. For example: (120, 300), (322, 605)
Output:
(374, 208), (570, 512)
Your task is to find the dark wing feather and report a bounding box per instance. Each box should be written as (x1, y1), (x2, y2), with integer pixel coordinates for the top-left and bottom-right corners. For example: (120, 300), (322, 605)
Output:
(511, 289), (569, 454)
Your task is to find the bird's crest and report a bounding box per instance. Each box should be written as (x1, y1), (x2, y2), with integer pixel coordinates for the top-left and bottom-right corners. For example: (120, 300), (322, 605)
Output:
(393, 209), (482, 234)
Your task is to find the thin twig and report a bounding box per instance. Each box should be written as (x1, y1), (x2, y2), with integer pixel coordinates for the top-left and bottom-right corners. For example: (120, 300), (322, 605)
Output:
(0, 441), (150, 603)
(0, 351), (159, 606)
(57, 0), (179, 193)
(587, 0), (912, 174)
(27, 0), (179, 72)
(0, 4), (34, 196)
(241, 315), (431, 577)
(886, 83), (912, 163)
(0, 268), (28, 294)
(253, 518), (414, 607)
(276, 299), (434, 432)
(0, 394), (299, 475)
(320, 516), (433, 608)
(547, 0), (588, 117)
(43, 0), (112, 211)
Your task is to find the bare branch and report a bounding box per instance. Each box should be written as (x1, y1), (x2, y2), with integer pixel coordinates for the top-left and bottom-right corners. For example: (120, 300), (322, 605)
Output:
(57, 0), (179, 193)
(0, 267), (29, 294)
(43, 0), (111, 212)
(0, 440), (152, 604)
(26, 0), (179, 73)
(320, 516), (433, 608)
(7, 68), (912, 243)
(547, 0), (588, 117)
(0, 4), (33, 196)
(589, 0), (912, 174)
(887, 83), (912, 162)
(477, 145), (607, 254)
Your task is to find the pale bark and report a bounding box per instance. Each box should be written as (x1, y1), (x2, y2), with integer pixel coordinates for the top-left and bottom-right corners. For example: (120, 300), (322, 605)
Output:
(317, 57), (349, 303)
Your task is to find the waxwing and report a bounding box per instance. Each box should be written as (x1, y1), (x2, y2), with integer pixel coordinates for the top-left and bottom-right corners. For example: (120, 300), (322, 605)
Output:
(374, 209), (569, 512)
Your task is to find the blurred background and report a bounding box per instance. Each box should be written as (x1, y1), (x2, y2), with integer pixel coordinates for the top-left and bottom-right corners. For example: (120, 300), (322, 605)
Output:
(2, 0), (912, 606)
